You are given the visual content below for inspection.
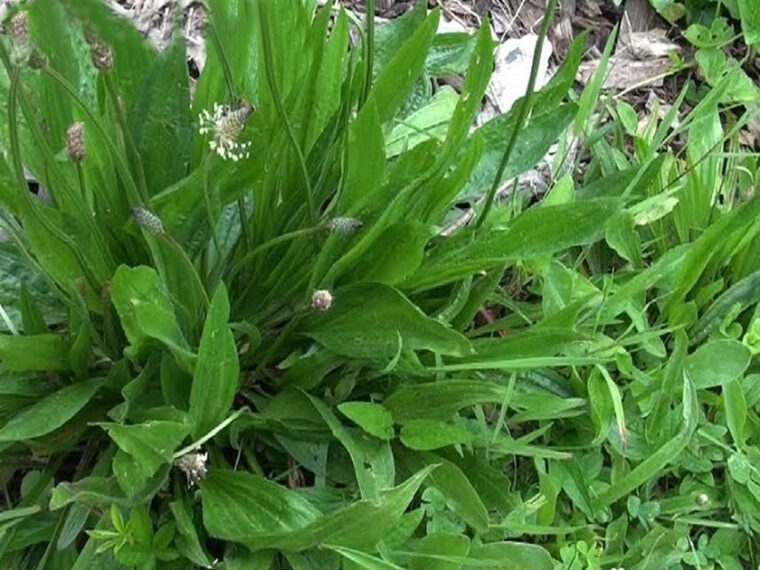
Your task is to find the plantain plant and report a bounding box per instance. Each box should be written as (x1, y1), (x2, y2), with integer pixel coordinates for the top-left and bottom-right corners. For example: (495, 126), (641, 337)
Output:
(1, 0), (759, 568)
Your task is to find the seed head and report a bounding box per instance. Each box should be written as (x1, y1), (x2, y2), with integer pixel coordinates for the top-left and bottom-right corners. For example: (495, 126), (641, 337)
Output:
(199, 102), (254, 162)
(66, 122), (86, 162)
(93, 43), (113, 70)
(175, 452), (208, 487)
(9, 11), (29, 44)
(311, 289), (333, 312)
(328, 217), (363, 235)
(28, 49), (47, 70)
(131, 206), (164, 236)
(9, 11), (32, 67)
(85, 32), (113, 71)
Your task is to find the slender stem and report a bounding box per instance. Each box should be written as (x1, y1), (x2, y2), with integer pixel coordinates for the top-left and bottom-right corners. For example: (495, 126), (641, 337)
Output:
(476, 0), (558, 228)
(173, 408), (248, 458)
(76, 162), (94, 215)
(103, 73), (150, 203)
(258, 1), (317, 229)
(202, 156), (221, 255)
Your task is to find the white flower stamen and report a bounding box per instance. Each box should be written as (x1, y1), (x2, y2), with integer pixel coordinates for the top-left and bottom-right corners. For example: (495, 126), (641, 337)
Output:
(312, 289), (333, 312)
(198, 102), (253, 162)
(174, 452), (208, 487)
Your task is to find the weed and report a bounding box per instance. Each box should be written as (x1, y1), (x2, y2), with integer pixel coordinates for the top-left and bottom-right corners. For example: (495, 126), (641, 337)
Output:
(0, 0), (758, 569)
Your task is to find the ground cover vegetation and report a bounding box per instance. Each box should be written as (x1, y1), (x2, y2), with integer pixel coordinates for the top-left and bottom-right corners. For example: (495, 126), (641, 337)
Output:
(0, 0), (758, 567)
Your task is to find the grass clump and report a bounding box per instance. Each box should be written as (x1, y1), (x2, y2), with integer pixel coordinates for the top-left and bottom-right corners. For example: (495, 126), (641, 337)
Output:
(0, 0), (758, 569)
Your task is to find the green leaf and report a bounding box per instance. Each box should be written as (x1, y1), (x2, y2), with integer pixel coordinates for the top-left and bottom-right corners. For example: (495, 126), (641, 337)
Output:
(302, 282), (473, 358)
(28, 0), (78, 145)
(267, 467), (434, 552)
(0, 378), (102, 442)
(588, 371), (613, 445)
(441, 21), (494, 153)
(373, 1), (427, 78)
(0, 246), (62, 334)
(723, 379), (747, 448)
(199, 467), (321, 542)
(192, 0), (257, 120)
(111, 449), (158, 500)
(98, 420), (190, 476)
(224, 544), (276, 570)
(368, 10), (440, 123)
(327, 545), (404, 570)
(426, 33), (478, 76)
(69, 318), (93, 378)
(344, 221), (435, 285)
(386, 88), (459, 158)
(685, 340), (751, 389)
(144, 233), (208, 333)
(343, 99), (386, 211)
(664, 192), (760, 317)
(533, 31), (587, 110)
(19, 284), (49, 335)
(17, 205), (102, 309)
(738, 0), (760, 46)
(399, 533), (470, 570)
(129, 33), (193, 194)
(50, 477), (127, 510)
(649, 0), (686, 22)
(382, 508), (425, 549)
(400, 420), (473, 450)
(169, 497), (214, 568)
(0, 333), (70, 372)
(597, 366), (627, 448)
(308, 394), (377, 498)
(338, 402), (394, 440)
(594, 372), (698, 509)
(109, 265), (193, 366)
(616, 100), (638, 135)
(397, 448), (489, 533)
(190, 284), (239, 437)
(575, 26), (617, 136)
(460, 104), (576, 198)
(57, 503), (90, 551)
(404, 198), (621, 290)
(201, 467), (433, 552)
(305, 9), (349, 152)
(0, 506), (41, 524)
(605, 211), (642, 269)
(464, 542), (554, 569)
(384, 380), (510, 424)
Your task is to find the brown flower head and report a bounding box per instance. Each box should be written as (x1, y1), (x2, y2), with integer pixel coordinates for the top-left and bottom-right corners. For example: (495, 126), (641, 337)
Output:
(9, 11), (32, 66)
(66, 122), (86, 162)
